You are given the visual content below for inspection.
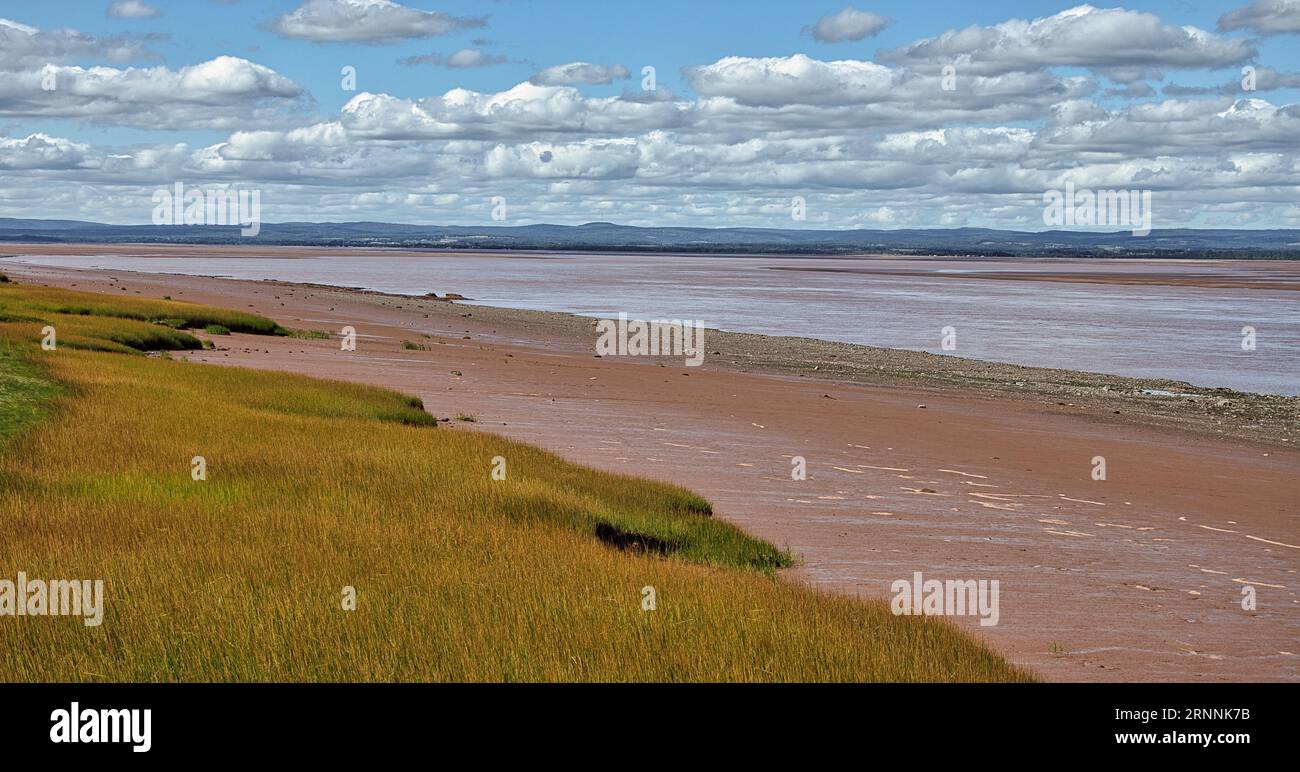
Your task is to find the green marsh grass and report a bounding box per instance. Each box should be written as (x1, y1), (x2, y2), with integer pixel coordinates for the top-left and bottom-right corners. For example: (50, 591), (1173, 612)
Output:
(284, 328), (330, 340)
(2, 283), (283, 335)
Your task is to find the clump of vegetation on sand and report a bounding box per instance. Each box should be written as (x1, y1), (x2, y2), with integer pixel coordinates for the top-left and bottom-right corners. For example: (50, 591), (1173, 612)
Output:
(0, 282), (286, 354)
(8, 283), (283, 333)
(0, 280), (1031, 682)
(284, 328), (330, 340)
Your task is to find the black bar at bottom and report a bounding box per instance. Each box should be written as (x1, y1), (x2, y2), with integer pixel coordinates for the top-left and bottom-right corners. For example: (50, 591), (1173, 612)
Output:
(0, 683), (1289, 759)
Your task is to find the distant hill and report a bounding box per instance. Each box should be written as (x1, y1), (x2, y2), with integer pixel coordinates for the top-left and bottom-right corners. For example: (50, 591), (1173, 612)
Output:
(2, 218), (1299, 258)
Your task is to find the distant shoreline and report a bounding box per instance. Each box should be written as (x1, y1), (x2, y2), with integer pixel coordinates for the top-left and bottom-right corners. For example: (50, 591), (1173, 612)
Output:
(5, 218), (1300, 260)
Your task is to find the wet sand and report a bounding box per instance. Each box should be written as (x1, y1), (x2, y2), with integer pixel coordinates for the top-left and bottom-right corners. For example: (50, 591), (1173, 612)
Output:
(4, 258), (1297, 682)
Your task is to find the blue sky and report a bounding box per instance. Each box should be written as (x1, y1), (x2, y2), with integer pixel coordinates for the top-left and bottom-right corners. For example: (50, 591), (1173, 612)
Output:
(2, 1), (1300, 229)
(19, 1), (1299, 114)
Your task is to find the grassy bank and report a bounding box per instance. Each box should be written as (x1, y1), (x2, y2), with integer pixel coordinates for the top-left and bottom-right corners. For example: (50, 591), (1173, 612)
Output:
(0, 281), (1030, 681)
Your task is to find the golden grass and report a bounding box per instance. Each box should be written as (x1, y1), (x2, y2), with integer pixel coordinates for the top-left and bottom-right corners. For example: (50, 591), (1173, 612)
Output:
(0, 282), (1032, 682)
(0, 281), (288, 355)
(1, 282), (283, 334)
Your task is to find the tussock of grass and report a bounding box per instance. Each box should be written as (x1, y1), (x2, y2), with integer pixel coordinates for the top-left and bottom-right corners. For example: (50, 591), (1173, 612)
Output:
(284, 328), (330, 340)
(0, 283), (1031, 682)
(236, 375), (439, 428)
(402, 340), (429, 351)
(51, 314), (203, 352)
(0, 307), (41, 323)
(0, 344), (63, 442)
(0, 282), (281, 354)
(1, 283), (282, 335)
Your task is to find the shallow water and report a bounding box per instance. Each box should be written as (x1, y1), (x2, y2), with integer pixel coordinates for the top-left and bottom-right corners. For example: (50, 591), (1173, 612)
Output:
(8, 252), (1298, 395)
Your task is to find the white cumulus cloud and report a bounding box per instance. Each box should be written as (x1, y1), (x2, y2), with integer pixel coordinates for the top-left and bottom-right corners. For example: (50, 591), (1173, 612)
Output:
(399, 48), (507, 68)
(807, 8), (891, 43)
(0, 16), (158, 69)
(267, 0), (484, 44)
(107, 1), (162, 20)
(880, 5), (1254, 80)
(1218, 0), (1300, 35)
(529, 62), (631, 86)
(0, 56), (307, 129)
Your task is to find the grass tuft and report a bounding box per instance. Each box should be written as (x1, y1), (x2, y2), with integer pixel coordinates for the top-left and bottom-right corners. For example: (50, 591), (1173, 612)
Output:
(0, 343), (63, 442)
(2, 282), (281, 335)
(0, 280), (281, 354)
(284, 328), (330, 340)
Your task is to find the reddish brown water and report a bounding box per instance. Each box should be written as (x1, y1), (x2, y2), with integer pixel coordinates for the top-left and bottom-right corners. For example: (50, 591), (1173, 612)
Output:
(7, 251), (1300, 395)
